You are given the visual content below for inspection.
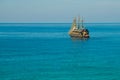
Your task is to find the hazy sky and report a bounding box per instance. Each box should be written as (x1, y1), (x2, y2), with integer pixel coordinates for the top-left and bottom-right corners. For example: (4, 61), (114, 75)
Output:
(0, 0), (120, 23)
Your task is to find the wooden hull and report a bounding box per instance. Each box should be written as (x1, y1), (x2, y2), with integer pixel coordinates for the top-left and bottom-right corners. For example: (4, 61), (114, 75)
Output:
(69, 30), (89, 38)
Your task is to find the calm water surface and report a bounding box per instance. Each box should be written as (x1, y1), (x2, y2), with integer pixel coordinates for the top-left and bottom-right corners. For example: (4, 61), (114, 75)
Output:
(0, 23), (120, 80)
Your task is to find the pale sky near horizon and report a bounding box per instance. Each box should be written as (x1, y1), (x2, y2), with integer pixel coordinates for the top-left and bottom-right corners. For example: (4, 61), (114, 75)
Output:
(0, 0), (120, 23)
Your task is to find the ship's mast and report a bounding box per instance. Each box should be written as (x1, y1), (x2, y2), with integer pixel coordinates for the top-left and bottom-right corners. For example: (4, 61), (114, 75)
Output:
(81, 17), (84, 29)
(78, 16), (80, 29)
(73, 17), (77, 29)
(68, 17), (77, 34)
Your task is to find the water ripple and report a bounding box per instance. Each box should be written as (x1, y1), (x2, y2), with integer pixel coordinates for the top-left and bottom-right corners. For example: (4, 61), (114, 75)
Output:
(0, 32), (68, 38)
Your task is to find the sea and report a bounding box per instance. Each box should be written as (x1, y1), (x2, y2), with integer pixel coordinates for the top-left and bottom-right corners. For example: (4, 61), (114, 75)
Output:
(0, 23), (120, 80)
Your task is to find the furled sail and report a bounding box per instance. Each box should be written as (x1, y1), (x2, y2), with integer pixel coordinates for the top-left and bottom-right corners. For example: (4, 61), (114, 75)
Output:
(68, 18), (77, 34)
(80, 17), (84, 29)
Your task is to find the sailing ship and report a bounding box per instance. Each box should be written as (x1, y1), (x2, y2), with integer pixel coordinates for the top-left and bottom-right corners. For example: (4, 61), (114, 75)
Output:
(68, 17), (89, 38)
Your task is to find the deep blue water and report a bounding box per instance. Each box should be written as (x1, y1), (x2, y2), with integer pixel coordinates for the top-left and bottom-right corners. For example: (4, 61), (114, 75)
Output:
(0, 23), (120, 80)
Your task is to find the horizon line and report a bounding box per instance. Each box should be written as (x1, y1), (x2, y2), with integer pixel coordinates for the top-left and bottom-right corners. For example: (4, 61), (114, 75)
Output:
(0, 22), (120, 24)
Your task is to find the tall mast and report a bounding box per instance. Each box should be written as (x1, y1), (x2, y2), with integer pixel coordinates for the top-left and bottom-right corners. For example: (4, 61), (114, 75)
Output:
(69, 17), (77, 34)
(81, 17), (84, 29)
(73, 17), (77, 29)
(78, 16), (80, 29)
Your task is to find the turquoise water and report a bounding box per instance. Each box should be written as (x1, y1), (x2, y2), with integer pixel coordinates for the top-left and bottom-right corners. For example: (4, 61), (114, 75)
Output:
(0, 23), (120, 80)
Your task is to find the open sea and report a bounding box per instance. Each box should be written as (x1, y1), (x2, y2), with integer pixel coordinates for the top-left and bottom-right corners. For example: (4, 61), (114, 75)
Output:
(0, 23), (120, 80)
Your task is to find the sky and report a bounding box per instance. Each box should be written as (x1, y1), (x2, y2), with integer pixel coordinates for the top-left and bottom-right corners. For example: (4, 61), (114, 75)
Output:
(0, 0), (120, 23)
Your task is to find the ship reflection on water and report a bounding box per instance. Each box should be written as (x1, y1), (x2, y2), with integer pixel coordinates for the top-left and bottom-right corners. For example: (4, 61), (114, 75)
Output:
(70, 36), (89, 41)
